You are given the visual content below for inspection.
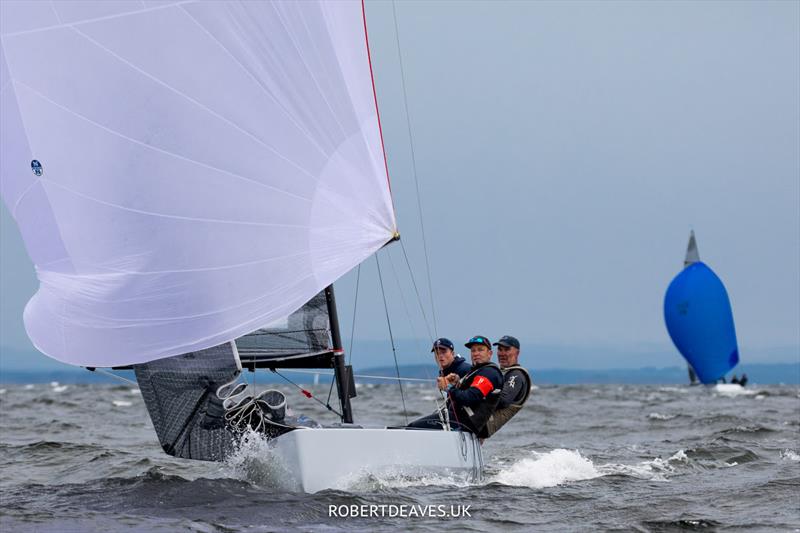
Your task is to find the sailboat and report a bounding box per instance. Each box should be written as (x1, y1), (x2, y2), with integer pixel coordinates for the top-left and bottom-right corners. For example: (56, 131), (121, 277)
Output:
(663, 231), (740, 385)
(0, 1), (482, 492)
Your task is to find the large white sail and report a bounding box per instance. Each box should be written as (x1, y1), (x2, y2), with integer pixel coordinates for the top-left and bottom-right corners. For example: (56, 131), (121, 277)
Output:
(0, 1), (396, 367)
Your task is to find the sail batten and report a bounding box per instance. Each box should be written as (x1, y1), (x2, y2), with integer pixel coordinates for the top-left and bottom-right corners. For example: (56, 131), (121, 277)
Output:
(1, 0), (395, 367)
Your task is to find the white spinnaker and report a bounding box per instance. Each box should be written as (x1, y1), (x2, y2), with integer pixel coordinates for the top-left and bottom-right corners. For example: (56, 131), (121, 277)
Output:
(0, 1), (395, 367)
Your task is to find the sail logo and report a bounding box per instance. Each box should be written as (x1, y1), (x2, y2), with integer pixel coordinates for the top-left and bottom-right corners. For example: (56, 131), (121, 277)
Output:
(30, 160), (43, 176)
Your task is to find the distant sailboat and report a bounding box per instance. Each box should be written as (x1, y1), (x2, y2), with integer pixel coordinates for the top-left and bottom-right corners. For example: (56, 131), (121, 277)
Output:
(664, 231), (740, 384)
(0, 0), (481, 492)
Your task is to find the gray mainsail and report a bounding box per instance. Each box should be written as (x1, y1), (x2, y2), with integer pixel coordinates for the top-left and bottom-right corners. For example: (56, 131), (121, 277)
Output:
(134, 342), (241, 461)
(684, 230), (700, 267)
(235, 291), (332, 366)
(682, 230), (701, 385)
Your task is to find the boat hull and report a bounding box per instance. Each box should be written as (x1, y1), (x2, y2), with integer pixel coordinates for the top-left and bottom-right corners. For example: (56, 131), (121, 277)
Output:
(270, 427), (483, 493)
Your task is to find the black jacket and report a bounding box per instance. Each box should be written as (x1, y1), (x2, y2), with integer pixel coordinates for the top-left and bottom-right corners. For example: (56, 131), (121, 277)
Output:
(441, 355), (471, 379)
(449, 362), (503, 407)
(497, 367), (530, 409)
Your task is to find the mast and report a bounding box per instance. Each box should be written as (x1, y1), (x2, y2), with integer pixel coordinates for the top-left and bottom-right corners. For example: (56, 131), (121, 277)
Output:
(325, 284), (354, 423)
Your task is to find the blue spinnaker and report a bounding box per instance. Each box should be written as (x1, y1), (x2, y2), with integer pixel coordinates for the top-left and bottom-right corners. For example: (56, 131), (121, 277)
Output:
(664, 262), (739, 384)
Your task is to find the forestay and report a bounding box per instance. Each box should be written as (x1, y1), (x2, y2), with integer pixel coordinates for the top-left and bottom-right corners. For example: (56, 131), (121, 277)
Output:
(0, 1), (396, 367)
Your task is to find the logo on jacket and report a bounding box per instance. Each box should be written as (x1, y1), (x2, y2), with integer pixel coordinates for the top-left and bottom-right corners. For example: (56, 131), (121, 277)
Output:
(508, 376), (516, 388)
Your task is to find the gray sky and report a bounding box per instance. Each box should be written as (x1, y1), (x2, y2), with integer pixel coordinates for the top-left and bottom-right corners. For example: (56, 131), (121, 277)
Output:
(2, 0), (798, 369)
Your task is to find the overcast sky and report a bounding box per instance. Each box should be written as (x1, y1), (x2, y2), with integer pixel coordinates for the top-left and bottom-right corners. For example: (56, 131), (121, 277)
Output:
(2, 1), (798, 370)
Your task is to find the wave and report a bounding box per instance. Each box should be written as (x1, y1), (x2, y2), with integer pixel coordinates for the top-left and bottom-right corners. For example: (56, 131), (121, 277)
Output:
(780, 449), (800, 462)
(599, 449), (690, 481)
(491, 449), (602, 488)
(684, 444), (760, 466)
(0, 440), (104, 453)
(488, 445), (760, 490)
(647, 412), (679, 421)
(713, 384), (757, 396)
(712, 425), (776, 437)
(223, 430), (301, 491)
(642, 519), (721, 529)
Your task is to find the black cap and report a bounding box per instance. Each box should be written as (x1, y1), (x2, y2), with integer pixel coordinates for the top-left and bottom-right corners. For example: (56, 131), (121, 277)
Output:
(431, 337), (455, 352)
(465, 335), (492, 349)
(493, 335), (520, 349)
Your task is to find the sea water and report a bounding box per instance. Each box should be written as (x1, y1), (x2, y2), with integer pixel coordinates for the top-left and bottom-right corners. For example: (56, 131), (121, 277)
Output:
(0, 382), (798, 531)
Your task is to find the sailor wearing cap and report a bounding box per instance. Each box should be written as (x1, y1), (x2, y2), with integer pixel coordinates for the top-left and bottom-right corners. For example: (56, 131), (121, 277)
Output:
(431, 337), (471, 379)
(477, 335), (532, 438)
(406, 337), (474, 430)
(437, 335), (504, 434)
(407, 335), (503, 433)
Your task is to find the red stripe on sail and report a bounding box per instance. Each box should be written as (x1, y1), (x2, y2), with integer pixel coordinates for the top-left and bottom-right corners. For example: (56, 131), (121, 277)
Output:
(361, 0), (394, 202)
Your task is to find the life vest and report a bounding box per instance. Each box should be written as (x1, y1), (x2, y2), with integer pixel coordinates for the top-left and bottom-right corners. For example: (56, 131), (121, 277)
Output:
(480, 365), (532, 438)
(452, 362), (503, 433)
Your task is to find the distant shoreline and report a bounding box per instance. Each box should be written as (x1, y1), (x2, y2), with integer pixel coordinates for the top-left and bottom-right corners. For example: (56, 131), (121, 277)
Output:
(1, 362), (797, 385)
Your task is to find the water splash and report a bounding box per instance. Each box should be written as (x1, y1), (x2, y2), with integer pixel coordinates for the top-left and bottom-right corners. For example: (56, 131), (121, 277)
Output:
(601, 450), (689, 480)
(223, 430), (299, 491)
(492, 449), (602, 488)
(490, 448), (699, 489)
(648, 412), (678, 421)
(780, 449), (800, 462)
(335, 467), (475, 492)
(714, 384), (756, 397)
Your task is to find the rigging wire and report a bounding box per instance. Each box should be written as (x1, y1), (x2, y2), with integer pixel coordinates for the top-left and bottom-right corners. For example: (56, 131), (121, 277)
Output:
(387, 245), (441, 391)
(276, 368), (434, 383)
(391, 0), (438, 336)
(386, 246), (429, 356)
(347, 263), (361, 367)
(86, 367), (138, 387)
(270, 368), (343, 418)
(375, 253), (409, 424)
(325, 367), (337, 413)
(399, 239), (436, 345)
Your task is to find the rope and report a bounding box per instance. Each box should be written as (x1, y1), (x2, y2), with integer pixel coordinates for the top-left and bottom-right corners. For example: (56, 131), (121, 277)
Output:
(270, 369), (343, 418)
(391, 0), (438, 337)
(386, 247), (428, 357)
(87, 368), (138, 387)
(325, 368), (337, 418)
(278, 368), (434, 384)
(223, 390), (295, 437)
(347, 263), (361, 366)
(399, 239), (435, 344)
(375, 253), (408, 424)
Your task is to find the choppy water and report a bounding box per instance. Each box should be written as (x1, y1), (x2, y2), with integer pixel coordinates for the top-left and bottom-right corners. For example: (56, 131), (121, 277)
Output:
(0, 380), (798, 532)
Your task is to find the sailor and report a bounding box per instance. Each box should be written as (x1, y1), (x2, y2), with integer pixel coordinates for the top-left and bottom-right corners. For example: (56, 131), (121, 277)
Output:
(739, 373), (748, 387)
(731, 374), (740, 385)
(407, 335), (503, 433)
(431, 337), (471, 379)
(477, 335), (531, 438)
(405, 337), (476, 431)
(437, 335), (504, 434)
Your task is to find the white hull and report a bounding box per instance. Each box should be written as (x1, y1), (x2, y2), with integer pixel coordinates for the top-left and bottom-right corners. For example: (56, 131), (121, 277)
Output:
(713, 383), (754, 396)
(270, 428), (483, 493)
